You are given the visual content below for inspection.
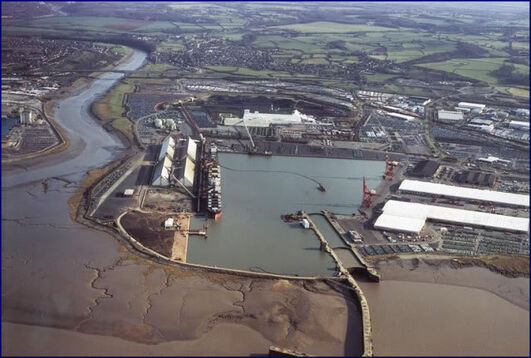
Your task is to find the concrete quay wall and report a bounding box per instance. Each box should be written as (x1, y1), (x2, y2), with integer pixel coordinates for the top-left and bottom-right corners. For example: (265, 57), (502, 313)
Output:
(302, 212), (374, 356)
(322, 210), (380, 282)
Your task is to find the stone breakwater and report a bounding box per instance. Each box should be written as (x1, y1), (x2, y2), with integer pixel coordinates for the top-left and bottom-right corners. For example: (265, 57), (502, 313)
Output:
(301, 212), (373, 356)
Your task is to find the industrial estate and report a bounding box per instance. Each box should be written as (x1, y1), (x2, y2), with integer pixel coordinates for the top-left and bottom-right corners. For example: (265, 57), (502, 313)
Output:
(2, 2), (529, 357)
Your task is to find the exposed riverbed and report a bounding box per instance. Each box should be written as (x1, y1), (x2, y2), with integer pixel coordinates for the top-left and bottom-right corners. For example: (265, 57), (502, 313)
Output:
(359, 256), (529, 356)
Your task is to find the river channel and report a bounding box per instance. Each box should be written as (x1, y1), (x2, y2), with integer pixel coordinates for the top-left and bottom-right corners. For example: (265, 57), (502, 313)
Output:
(2, 49), (149, 343)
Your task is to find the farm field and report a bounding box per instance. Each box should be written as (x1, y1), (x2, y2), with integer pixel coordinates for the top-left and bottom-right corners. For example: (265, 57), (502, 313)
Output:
(271, 21), (397, 33)
(206, 66), (295, 77)
(417, 57), (529, 96)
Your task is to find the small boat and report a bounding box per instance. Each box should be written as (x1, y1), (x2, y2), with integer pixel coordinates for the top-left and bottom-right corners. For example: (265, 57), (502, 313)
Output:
(318, 183), (326, 192)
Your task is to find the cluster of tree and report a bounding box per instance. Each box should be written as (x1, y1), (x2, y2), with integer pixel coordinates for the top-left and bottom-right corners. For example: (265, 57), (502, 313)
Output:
(491, 63), (529, 86)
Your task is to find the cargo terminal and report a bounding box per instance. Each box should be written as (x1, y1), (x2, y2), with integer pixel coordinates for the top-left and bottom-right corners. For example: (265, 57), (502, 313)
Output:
(398, 179), (529, 208)
(374, 200), (529, 234)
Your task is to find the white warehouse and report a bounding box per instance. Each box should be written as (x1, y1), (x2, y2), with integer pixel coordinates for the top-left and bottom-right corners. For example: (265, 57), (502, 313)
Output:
(374, 200), (529, 234)
(438, 110), (464, 121)
(399, 179), (529, 208)
(457, 102), (485, 113)
(509, 121), (530, 131)
(224, 109), (315, 128)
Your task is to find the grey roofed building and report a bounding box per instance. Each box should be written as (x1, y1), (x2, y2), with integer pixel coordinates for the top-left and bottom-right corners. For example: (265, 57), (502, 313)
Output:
(409, 160), (440, 178)
(438, 110), (463, 121)
(151, 156), (172, 187)
(157, 136), (176, 162)
(455, 170), (496, 187)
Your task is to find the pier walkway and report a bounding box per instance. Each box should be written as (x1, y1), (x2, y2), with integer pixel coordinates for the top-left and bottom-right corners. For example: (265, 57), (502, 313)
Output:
(301, 212), (374, 356)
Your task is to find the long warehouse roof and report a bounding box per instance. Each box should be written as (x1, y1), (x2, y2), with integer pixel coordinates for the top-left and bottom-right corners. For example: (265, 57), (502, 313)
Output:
(399, 179), (529, 207)
(374, 200), (529, 234)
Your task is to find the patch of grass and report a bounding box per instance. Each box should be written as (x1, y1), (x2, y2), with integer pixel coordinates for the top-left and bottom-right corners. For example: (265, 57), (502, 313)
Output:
(365, 73), (398, 82)
(206, 66), (309, 78)
(172, 22), (205, 31)
(111, 117), (133, 140)
(418, 57), (507, 86)
(136, 21), (177, 32)
(206, 66), (238, 73)
(156, 40), (185, 51)
(300, 57), (329, 64)
(30, 16), (125, 28)
(93, 81), (134, 121)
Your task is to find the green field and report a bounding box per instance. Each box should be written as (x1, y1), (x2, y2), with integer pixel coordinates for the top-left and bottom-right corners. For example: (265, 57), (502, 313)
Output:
(365, 73), (399, 82)
(31, 16), (126, 28)
(207, 66), (307, 77)
(418, 57), (529, 94)
(107, 82), (134, 118)
(156, 40), (186, 51)
(271, 21), (396, 33)
(136, 21), (177, 32)
(9, 16), (179, 36)
(300, 57), (329, 65)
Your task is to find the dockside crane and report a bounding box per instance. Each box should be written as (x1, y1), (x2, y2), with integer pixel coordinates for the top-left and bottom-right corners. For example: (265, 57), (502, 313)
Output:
(229, 116), (256, 152)
(362, 176), (377, 208)
(242, 115), (256, 151)
(383, 151), (399, 180)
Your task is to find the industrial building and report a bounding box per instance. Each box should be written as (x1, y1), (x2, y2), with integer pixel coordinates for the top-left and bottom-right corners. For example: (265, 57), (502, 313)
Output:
(384, 111), (415, 121)
(151, 136), (197, 190)
(157, 136), (175, 162)
(438, 110), (464, 122)
(173, 136), (198, 190)
(454, 170), (496, 187)
(374, 200), (529, 234)
(151, 156), (172, 186)
(477, 156), (512, 165)
(409, 160), (440, 178)
(224, 109), (315, 128)
(398, 179), (529, 207)
(19, 107), (35, 125)
(182, 157), (195, 188)
(509, 121), (530, 131)
(152, 136), (176, 187)
(457, 102), (485, 113)
(186, 136), (197, 161)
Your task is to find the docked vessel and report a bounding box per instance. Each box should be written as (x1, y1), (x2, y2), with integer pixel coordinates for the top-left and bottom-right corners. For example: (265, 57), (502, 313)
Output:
(205, 144), (222, 220)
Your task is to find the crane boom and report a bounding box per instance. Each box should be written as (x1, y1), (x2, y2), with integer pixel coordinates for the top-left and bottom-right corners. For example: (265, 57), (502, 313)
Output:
(242, 116), (255, 149)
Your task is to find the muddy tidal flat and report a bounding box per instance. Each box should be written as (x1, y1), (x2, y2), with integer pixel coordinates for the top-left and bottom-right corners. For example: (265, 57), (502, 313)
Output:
(359, 256), (529, 356)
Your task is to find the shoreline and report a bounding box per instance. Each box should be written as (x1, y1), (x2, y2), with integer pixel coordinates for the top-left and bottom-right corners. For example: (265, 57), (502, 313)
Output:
(365, 255), (529, 310)
(2, 45), (137, 164)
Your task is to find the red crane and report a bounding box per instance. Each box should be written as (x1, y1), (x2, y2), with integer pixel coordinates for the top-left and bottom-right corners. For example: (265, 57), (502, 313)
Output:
(362, 176), (377, 208)
(383, 151), (399, 180)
